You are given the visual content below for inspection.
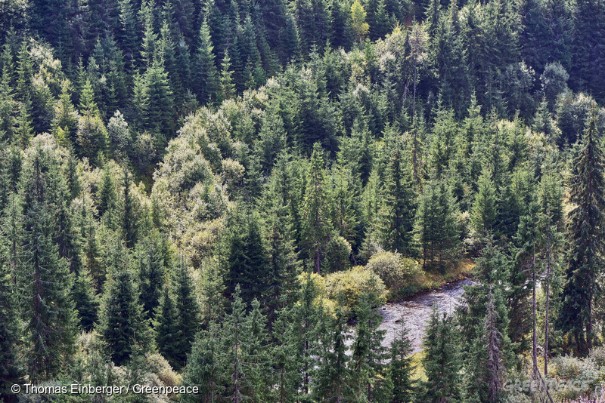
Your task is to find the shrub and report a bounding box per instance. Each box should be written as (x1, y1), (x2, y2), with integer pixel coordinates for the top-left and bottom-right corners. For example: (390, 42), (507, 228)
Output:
(324, 266), (387, 315)
(550, 355), (601, 401)
(366, 251), (425, 300)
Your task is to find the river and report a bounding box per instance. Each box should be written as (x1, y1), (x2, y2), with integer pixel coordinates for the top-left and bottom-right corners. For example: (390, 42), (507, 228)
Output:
(378, 278), (474, 353)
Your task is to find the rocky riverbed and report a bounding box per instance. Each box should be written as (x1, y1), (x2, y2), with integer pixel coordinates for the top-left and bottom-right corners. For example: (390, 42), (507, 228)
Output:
(378, 278), (474, 353)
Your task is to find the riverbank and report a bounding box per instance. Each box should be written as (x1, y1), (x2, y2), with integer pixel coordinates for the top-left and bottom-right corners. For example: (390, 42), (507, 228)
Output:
(379, 277), (475, 353)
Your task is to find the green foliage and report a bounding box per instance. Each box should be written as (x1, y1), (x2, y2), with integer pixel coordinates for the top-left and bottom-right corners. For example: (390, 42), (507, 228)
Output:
(420, 308), (461, 402)
(3, 0), (605, 395)
(414, 180), (461, 272)
(558, 106), (605, 356)
(324, 266), (387, 314)
(223, 208), (271, 304)
(367, 251), (425, 299)
(390, 321), (415, 402)
(99, 244), (149, 366)
(20, 136), (77, 380)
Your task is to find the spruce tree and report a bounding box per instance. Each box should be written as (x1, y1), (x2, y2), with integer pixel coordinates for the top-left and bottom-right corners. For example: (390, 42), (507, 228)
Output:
(301, 143), (333, 273)
(314, 310), (350, 401)
(193, 19), (220, 104)
(373, 145), (416, 256)
(390, 321), (415, 403)
(470, 168), (498, 241)
(156, 285), (179, 368)
(350, 291), (392, 402)
(414, 180), (460, 271)
(219, 50), (236, 101)
(261, 170), (301, 319)
(224, 208), (270, 303)
(0, 227), (23, 397)
(172, 257), (199, 370)
(182, 323), (226, 402)
(136, 231), (166, 319)
(121, 168), (137, 248)
(558, 106), (605, 356)
(20, 137), (77, 380)
(420, 308), (461, 402)
(100, 242), (149, 366)
(459, 246), (513, 402)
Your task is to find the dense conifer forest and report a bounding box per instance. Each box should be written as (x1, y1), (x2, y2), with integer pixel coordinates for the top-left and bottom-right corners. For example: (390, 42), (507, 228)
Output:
(3, 0), (605, 401)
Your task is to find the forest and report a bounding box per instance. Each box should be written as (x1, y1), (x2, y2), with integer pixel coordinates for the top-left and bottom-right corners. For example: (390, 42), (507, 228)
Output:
(2, 0), (605, 401)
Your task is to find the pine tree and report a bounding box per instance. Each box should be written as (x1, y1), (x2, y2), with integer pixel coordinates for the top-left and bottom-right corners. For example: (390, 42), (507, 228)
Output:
(558, 106), (605, 356)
